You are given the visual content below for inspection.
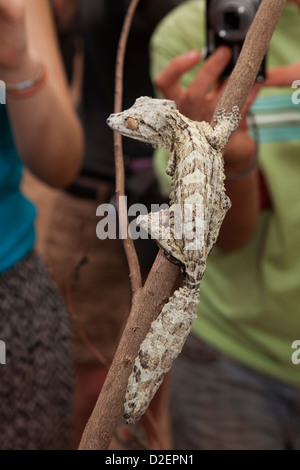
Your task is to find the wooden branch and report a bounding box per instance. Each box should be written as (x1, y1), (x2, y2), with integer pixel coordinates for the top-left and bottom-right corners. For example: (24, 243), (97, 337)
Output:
(78, 0), (286, 450)
(79, 252), (178, 449)
(114, 0), (142, 295)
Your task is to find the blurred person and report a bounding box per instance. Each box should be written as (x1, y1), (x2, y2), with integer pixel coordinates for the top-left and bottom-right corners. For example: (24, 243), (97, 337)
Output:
(0, 0), (83, 450)
(150, 0), (300, 450)
(42, 0), (187, 448)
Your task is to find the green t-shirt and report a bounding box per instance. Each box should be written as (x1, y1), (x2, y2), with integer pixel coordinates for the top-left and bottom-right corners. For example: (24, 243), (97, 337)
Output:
(151, 0), (300, 387)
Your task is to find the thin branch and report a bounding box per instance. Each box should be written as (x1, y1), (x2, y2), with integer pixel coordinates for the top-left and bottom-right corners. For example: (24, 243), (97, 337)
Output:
(114, 0), (142, 295)
(78, 0), (286, 450)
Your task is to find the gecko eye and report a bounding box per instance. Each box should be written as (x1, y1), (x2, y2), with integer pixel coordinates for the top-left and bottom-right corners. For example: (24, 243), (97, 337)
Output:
(127, 117), (139, 131)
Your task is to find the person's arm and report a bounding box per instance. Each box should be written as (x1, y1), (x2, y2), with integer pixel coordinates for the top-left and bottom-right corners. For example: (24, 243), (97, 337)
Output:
(0, 0), (83, 188)
(154, 48), (261, 253)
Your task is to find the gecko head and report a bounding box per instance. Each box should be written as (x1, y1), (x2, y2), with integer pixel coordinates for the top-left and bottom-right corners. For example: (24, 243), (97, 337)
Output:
(106, 96), (178, 150)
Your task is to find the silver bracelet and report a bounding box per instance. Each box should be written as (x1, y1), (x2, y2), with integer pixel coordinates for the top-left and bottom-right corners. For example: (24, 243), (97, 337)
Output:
(5, 63), (44, 92)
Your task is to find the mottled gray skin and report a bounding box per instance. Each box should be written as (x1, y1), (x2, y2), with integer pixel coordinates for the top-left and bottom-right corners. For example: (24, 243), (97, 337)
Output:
(107, 97), (240, 423)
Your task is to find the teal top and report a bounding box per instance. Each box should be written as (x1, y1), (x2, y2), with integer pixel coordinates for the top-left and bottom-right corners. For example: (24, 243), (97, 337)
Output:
(151, 1), (300, 387)
(0, 106), (36, 274)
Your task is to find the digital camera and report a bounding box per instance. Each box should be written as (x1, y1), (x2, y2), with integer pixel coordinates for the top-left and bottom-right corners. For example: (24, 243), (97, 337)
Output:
(206, 0), (266, 82)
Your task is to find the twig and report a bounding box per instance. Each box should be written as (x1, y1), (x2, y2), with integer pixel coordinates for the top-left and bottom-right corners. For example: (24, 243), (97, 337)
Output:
(78, 0), (286, 450)
(114, 0), (142, 295)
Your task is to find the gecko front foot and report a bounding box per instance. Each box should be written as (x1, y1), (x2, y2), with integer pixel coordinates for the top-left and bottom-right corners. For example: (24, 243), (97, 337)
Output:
(204, 106), (241, 151)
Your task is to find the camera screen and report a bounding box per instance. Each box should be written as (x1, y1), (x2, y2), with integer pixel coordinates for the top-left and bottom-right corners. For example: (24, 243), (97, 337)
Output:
(224, 11), (240, 31)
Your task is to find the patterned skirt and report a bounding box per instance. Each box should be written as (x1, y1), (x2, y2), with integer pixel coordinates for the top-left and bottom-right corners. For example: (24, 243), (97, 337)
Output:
(0, 251), (73, 450)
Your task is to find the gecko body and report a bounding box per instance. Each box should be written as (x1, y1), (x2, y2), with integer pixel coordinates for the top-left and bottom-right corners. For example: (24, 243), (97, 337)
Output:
(107, 97), (240, 423)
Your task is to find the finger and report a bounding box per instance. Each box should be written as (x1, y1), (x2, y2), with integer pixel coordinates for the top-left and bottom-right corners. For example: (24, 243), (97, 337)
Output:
(207, 80), (227, 112)
(154, 49), (201, 102)
(178, 48), (231, 120)
(264, 62), (300, 87)
(195, 80), (228, 123)
(186, 46), (232, 100)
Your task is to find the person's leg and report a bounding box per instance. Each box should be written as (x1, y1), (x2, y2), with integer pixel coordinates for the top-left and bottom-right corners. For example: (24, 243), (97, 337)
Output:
(0, 251), (73, 450)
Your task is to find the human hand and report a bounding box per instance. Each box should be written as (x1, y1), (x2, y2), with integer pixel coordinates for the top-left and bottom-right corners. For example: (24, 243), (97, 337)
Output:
(155, 47), (260, 175)
(155, 46), (232, 122)
(264, 61), (300, 87)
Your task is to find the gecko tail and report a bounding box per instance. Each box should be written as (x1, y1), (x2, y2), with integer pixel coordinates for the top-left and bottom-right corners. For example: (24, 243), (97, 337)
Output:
(123, 285), (199, 424)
